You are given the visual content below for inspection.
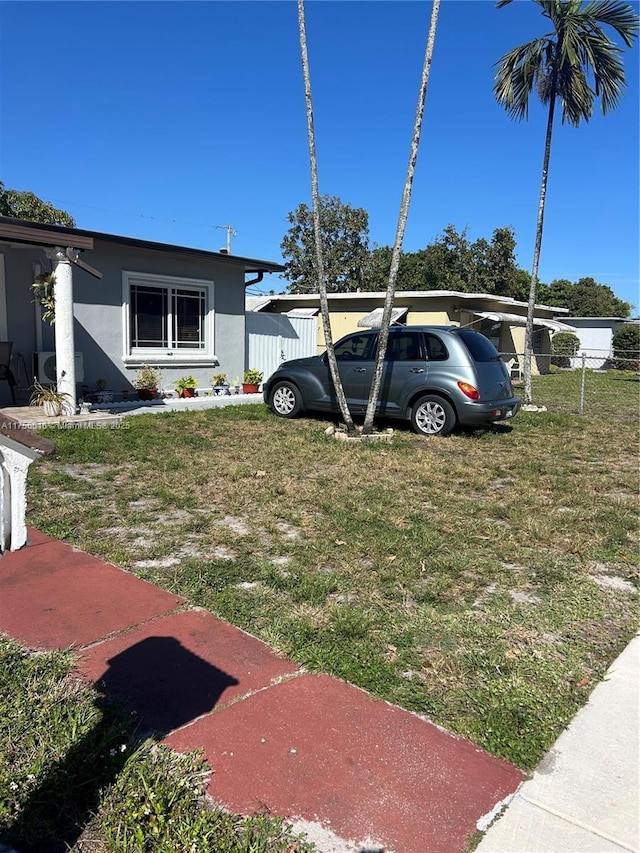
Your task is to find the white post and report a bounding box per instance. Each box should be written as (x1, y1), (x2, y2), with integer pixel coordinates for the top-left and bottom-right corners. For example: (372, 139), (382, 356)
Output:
(0, 439), (41, 551)
(579, 352), (587, 415)
(47, 247), (76, 414)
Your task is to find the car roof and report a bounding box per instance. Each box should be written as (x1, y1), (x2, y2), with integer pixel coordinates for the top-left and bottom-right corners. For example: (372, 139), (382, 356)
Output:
(377, 325), (465, 333)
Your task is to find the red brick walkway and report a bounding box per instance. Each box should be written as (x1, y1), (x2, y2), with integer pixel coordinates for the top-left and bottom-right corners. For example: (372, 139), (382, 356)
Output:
(0, 530), (524, 853)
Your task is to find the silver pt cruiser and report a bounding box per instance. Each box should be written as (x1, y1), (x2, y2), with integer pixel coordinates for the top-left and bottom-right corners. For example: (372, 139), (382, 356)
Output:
(264, 325), (520, 436)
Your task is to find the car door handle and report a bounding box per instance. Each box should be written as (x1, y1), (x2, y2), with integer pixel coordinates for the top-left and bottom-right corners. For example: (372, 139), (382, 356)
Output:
(410, 368), (425, 373)
(352, 367), (367, 373)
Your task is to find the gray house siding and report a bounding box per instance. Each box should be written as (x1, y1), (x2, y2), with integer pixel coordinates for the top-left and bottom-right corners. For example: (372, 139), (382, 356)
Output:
(72, 240), (247, 393)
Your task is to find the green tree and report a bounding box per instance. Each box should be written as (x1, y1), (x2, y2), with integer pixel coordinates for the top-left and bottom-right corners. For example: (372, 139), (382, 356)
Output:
(297, 2), (355, 432)
(281, 195), (370, 295)
(363, 244), (393, 291)
(0, 181), (75, 226)
(494, 0), (638, 404)
(363, 0), (442, 434)
(484, 226), (522, 296)
(421, 225), (476, 291)
(543, 276), (631, 316)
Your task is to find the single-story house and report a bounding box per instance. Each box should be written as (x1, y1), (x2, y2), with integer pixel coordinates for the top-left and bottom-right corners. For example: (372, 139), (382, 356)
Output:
(554, 317), (639, 369)
(0, 216), (283, 408)
(247, 290), (573, 378)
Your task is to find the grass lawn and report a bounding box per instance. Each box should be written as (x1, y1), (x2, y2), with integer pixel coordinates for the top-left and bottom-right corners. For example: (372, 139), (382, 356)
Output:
(2, 370), (637, 848)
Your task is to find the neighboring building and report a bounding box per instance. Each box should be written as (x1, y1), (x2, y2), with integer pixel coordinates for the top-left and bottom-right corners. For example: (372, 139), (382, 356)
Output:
(556, 317), (639, 369)
(0, 217), (283, 407)
(247, 291), (573, 378)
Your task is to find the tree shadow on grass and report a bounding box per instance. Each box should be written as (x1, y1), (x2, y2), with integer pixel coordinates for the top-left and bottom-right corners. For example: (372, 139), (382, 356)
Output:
(2, 636), (238, 852)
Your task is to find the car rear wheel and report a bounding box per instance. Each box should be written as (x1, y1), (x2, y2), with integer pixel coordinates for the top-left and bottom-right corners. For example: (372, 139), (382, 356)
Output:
(269, 381), (304, 418)
(411, 395), (456, 437)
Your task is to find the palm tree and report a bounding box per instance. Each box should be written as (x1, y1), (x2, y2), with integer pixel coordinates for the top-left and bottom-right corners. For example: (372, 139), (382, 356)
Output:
(494, 0), (638, 405)
(363, 0), (441, 435)
(297, 0), (355, 433)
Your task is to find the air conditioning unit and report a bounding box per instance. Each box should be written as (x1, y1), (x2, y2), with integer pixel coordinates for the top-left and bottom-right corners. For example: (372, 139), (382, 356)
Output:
(33, 352), (84, 384)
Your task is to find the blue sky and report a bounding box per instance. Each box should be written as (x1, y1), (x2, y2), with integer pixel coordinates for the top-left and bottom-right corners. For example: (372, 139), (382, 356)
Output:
(1, 1), (638, 310)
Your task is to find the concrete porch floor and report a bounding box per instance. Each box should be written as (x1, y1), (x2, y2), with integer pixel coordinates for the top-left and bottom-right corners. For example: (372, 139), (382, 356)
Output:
(0, 405), (123, 429)
(0, 393), (264, 429)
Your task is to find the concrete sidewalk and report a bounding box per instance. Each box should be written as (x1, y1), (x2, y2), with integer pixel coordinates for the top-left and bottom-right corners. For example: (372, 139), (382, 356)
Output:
(0, 530), (637, 852)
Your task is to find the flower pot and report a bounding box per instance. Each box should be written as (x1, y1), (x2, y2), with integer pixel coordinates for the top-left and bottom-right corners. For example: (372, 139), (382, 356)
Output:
(242, 383), (259, 394)
(179, 388), (196, 398)
(43, 400), (62, 417)
(137, 388), (157, 401)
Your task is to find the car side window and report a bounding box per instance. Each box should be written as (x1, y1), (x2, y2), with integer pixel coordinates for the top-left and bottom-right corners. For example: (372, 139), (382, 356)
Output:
(425, 333), (448, 361)
(386, 332), (423, 361)
(335, 334), (376, 361)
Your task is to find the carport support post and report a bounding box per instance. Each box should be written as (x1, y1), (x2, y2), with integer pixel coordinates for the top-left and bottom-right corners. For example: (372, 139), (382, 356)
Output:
(47, 247), (76, 414)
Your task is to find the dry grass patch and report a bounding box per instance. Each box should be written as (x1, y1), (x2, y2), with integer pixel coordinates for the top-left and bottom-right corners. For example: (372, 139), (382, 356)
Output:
(27, 372), (639, 769)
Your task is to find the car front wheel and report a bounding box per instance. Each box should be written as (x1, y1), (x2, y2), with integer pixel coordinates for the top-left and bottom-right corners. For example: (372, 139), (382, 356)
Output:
(410, 395), (456, 437)
(269, 381), (304, 418)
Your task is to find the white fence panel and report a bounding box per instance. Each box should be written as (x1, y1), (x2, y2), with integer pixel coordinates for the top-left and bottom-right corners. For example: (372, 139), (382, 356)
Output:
(246, 314), (317, 384)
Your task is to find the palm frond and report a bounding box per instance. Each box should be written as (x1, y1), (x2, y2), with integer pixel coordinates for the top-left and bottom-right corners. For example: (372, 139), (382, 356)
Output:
(494, 38), (551, 119)
(580, 0), (639, 47)
(557, 63), (594, 124)
(581, 35), (628, 111)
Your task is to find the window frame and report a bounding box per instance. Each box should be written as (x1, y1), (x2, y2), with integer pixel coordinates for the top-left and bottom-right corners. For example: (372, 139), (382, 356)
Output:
(122, 271), (216, 366)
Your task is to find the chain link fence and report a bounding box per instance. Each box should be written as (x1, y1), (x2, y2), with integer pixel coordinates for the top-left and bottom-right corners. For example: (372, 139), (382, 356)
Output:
(500, 348), (640, 415)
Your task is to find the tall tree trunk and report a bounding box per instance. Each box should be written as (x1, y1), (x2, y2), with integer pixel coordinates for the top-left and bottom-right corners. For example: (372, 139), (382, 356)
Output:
(523, 87), (556, 405)
(363, 0), (441, 434)
(297, 0), (355, 432)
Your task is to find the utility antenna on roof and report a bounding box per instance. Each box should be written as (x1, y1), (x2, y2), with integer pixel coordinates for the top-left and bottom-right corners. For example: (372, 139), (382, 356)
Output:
(215, 224), (237, 254)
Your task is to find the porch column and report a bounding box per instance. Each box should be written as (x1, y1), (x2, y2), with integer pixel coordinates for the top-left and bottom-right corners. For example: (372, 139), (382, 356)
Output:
(46, 247), (76, 414)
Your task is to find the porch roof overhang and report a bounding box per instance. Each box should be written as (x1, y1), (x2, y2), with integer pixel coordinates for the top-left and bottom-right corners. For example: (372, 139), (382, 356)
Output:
(468, 310), (576, 333)
(357, 306), (408, 328)
(0, 216), (284, 275)
(0, 218), (94, 250)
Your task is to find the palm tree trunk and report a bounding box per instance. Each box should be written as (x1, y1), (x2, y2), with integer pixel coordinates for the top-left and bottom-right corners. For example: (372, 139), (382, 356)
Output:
(297, 0), (355, 432)
(523, 87), (556, 405)
(363, 0), (440, 434)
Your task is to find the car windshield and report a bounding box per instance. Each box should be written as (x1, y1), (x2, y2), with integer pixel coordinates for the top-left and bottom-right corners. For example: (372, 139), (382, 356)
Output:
(456, 329), (500, 362)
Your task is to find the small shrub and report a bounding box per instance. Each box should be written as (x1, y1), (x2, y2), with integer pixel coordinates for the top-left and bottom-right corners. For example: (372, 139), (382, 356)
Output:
(551, 332), (580, 368)
(612, 324), (640, 371)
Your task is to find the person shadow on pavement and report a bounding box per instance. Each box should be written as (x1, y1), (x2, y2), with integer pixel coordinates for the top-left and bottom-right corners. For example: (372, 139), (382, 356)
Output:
(3, 636), (239, 853)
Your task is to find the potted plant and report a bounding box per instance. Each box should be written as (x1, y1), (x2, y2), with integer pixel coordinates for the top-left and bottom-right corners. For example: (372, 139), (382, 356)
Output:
(133, 365), (161, 401)
(212, 372), (229, 395)
(230, 377), (241, 395)
(174, 375), (199, 398)
(242, 368), (263, 394)
(29, 378), (70, 417)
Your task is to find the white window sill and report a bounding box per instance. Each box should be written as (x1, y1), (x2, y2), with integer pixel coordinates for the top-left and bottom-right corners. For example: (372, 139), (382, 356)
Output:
(124, 354), (219, 368)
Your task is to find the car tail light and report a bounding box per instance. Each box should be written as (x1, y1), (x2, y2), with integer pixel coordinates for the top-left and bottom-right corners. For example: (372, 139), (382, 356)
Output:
(458, 381), (480, 400)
